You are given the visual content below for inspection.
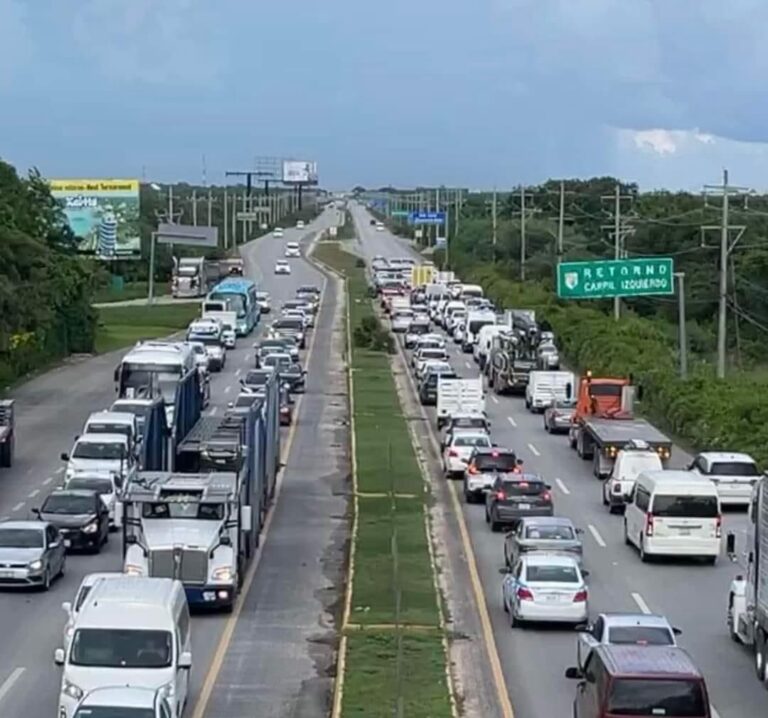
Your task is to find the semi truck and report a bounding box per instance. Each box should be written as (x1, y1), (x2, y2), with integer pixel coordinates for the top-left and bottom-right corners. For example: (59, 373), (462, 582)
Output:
(0, 400), (14, 468)
(487, 326), (539, 395)
(172, 257), (224, 298)
(567, 372), (672, 478)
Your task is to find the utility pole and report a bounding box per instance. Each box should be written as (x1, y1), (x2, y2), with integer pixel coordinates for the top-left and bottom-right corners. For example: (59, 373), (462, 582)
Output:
(207, 189), (213, 226)
(702, 169), (749, 379)
(224, 186), (229, 248)
(492, 187), (498, 254)
(192, 189), (198, 226)
(520, 185), (527, 280)
(600, 183), (635, 320)
(557, 180), (566, 258)
(674, 272), (688, 379)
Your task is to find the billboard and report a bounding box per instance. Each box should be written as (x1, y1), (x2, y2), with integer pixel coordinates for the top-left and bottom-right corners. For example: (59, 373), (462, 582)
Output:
(50, 179), (141, 259)
(282, 160), (318, 185)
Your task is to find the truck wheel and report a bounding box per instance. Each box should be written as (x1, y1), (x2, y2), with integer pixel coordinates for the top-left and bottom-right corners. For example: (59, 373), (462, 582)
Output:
(592, 454), (602, 479)
(755, 632), (767, 682)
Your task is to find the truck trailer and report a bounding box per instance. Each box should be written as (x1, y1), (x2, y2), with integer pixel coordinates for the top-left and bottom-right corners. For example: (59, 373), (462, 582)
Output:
(0, 400), (14, 468)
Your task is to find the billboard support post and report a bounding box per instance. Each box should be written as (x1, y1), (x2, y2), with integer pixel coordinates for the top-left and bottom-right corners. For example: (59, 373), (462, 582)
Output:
(148, 232), (157, 306)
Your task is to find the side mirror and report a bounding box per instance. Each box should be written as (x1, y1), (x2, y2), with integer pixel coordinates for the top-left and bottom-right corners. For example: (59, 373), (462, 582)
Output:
(31, 508), (41, 516)
(113, 367), (120, 382)
(574, 622), (589, 632)
(62, 601), (73, 615)
(219, 535), (232, 547)
(545, 484), (552, 490)
(575, 528), (584, 534)
(498, 566), (511, 574)
(60, 453), (69, 462)
(581, 569), (590, 578)
(636, 385), (644, 401)
(54, 648), (65, 665)
(564, 667), (582, 680)
(125, 534), (137, 545)
(227, 402), (234, 409)
(672, 627), (682, 636)
(178, 651), (192, 669)
(517, 459), (524, 466)
(726, 532), (736, 556)
(565, 382), (572, 399)
(240, 506), (253, 531)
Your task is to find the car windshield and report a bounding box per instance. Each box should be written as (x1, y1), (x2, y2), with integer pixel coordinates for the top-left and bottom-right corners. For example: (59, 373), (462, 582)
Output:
(72, 441), (125, 460)
(453, 435), (491, 448)
(74, 707), (155, 718)
(524, 525), (574, 540)
(0, 528), (43, 548)
(67, 478), (114, 494)
(606, 678), (706, 716)
(86, 423), (130, 438)
(264, 355), (290, 368)
(235, 395), (260, 407)
(71, 628), (173, 668)
(651, 495), (719, 518)
(42, 494), (95, 515)
(608, 626), (674, 646)
(709, 461), (759, 476)
(244, 372), (269, 386)
(526, 565), (579, 583)
(420, 349), (446, 359)
(141, 502), (224, 520)
(475, 454), (517, 472)
(274, 320), (302, 331)
(409, 323), (430, 334)
(452, 417), (486, 430)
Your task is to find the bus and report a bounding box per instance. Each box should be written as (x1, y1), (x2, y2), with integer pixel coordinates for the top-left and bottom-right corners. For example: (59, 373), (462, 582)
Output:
(208, 278), (260, 335)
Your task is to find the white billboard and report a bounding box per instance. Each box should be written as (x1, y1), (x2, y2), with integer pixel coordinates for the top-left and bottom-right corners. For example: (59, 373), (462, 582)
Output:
(282, 160), (318, 185)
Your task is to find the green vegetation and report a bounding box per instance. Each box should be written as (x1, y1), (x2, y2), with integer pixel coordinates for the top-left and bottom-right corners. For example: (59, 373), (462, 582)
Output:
(92, 281), (168, 304)
(311, 240), (451, 717)
(95, 304), (200, 353)
(0, 159), (96, 389)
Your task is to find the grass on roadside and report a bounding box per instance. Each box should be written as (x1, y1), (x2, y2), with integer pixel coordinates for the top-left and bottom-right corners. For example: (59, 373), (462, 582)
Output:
(312, 240), (452, 717)
(95, 304), (200, 353)
(93, 281), (168, 304)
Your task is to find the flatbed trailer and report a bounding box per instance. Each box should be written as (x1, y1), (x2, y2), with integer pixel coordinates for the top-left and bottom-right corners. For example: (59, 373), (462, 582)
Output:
(573, 417), (672, 478)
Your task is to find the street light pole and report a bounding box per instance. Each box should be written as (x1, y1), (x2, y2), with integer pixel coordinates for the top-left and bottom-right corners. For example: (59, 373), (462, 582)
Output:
(674, 272), (688, 379)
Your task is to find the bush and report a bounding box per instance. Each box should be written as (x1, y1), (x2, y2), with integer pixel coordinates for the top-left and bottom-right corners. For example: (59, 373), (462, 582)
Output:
(353, 316), (395, 354)
(466, 264), (768, 465)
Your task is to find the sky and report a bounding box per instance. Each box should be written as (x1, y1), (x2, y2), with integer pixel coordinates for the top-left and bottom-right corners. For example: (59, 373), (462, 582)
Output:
(2, 0), (768, 191)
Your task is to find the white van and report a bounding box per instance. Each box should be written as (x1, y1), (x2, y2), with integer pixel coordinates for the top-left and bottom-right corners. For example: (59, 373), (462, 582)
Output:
(55, 577), (191, 718)
(525, 370), (575, 412)
(474, 325), (506, 371)
(459, 284), (484, 301)
(624, 470), (721, 564)
(83, 411), (139, 459)
(602, 441), (663, 513)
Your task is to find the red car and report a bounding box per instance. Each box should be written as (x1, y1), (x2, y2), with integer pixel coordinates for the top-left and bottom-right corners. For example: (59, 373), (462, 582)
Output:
(279, 387), (295, 426)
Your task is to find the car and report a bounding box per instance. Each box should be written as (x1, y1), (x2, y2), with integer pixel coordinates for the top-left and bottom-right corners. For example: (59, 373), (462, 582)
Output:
(255, 338), (298, 367)
(537, 341), (560, 370)
(296, 220), (305, 229)
(686, 451), (760, 507)
(418, 366), (457, 405)
(283, 308), (312, 330)
(443, 431), (492, 478)
(413, 346), (449, 374)
(284, 298), (315, 315)
(463, 447), (524, 503)
(221, 323), (237, 349)
(504, 516), (583, 569)
(273, 227), (284, 238)
(241, 368), (275, 392)
(485, 473), (553, 531)
(255, 291), (272, 315)
(64, 471), (123, 530)
(441, 414), (492, 448)
(404, 320), (431, 349)
(280, 361), (307, 393)
(413, 333), (446, 352)
(576, 612), (682, 670)
(274, 260), (291, 275)
(285, 242), (301, 257)
(296, 291), (319, 312)
(0, 520), (66, 591)
(543, 398), (576, 434)
(270, 317), (305, 348)
(72, 686), (174, 718)
(391, 309), (415, 333)
(279, 386), (295, 426)
(297, 284), (321, 298)
(61, 572), (125, 648)
(229, 391), (265, 411)
(34, 489), (110, 553)
(502, 552), (589, 627)
(261, 352), (293, 375)
(187, 341), (210, 373)
(602, 440), (663, 514)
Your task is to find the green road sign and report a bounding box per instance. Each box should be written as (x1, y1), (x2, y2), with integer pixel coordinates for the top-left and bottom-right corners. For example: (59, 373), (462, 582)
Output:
(391, 210), (410, 217)
(557, 257), (674, 299)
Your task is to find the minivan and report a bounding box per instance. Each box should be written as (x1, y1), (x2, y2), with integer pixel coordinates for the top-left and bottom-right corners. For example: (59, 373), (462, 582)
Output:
(525, 370), (575, 413)
(55, 577), (191, 718)
(565, 644), (711, 718)
(624, 470), (721, 564)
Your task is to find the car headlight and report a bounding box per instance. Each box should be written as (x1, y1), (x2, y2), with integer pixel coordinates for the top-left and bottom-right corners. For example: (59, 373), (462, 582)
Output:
(212, 566), (233, 583)
(82, 521), (99, 534)
(63, 678), (84, 700)
(125, 564), (144, 576)
(28, 559), (43, 571)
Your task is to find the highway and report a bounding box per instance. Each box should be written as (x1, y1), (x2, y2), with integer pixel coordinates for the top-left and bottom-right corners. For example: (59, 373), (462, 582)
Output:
(0, 206), (343, 718)
(349, 201), (761, 718)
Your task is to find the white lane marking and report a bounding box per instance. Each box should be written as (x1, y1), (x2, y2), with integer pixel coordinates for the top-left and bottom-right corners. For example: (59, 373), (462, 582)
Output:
(27, 489), (39, 499)
(711, 706), (721, 718)
(507, 416), (517, 428)
(55, 467), (64, 475)
(224, 386), (231, 394)
(11, 503), (24, 513)
(42, 477), (53, 486)
(210, 407), (218, 416)
(0, 667), (25, 704)
(527, 443), (541, 457)
(631, 592), (652, 615)
(465, 361), (472, 369)
(235, 368), (242, 377)
(555, 478), (570, 495)
(490, 395), (499, 404)
(588, 524), (607, 548)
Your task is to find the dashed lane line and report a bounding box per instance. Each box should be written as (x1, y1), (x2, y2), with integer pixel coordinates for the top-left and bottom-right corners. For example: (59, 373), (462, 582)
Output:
(631, 592), (652, 615)
(507, 416), (517, 428)
(0, 668), (25, 704)
(491, 395), (499, 404)
(27, 489), (39, 499)
(527, 443), (541, 457)
(555, 478), (570, 495)
(11, 503), (24, 513)
(224, 386), (231, 394)
(587, 524), (607, 548)
(42, 477), (53, 486)
(55, 467), (64, 475)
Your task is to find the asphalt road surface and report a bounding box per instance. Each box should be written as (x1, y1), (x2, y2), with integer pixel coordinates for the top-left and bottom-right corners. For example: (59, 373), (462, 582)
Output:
(350, 201), (758, 718)
(0, 206), (344, 718)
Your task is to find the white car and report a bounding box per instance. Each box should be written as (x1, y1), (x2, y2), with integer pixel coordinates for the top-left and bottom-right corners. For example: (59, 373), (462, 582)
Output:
(274, 260), (291, 275)
(413, 347), (449, 374)
(686, 451), (760, 506)
(391, 310), (415, 333)
(282, 308), (311, 329)
(296, 220), (305, 229)
(442, 431), (492, 477)
(417, 359), (452, 382)
(414, 334), (446, 351)
(285, 242), (301, 257)
(502, 553), (589, 627)
(273, 227), (284, 238)
(256, 291), (272, 314)
(376, 222), (385, 232)
(61, 572), (125, 649)
(221, 324), (237, 349)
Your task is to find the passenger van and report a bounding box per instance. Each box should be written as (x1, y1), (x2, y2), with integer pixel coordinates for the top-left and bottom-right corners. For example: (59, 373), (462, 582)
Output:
(566, 644), (712, 718)
(624, 470), (721, 563)
(459, 283), (484, 301)
(474, 324), (506, 371)
(525, 370), (575, 413)
(83, 411), (139, 459)
(54, 577), (191, 718)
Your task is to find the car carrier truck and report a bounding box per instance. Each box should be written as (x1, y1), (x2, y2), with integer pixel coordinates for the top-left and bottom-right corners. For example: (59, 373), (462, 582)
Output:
(0, 400), (14, 468)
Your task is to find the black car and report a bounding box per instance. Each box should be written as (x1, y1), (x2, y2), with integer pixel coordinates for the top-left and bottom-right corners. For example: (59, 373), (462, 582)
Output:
(34, 489), (109, 553)
(419, 369), (458, 406)
(242, 368), (275, 391)
(280, 362), (306, 393)
(271, 318), (305, 349)
(485, 473), (553, 532)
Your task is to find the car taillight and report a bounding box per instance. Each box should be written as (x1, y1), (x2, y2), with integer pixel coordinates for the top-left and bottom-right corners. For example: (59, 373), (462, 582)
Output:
(496, 491), (506, 501)
(448, 449), (458, 457)
(517, 587), (534, 601)
(645, 512), (654, 537)
(542, 491), (552, 502)
(716, 515), (722, 539)
(468, 465), (478, 475)
(573, 589), (588, 603)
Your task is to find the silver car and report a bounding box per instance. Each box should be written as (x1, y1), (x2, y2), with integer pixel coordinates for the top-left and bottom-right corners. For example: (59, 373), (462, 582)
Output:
(0, 520), (66, 591)
(576, 612), (681, 669)
(504, 516), (584, 569)
(543, 399), (576, 434)
(502, 552), (589, 627)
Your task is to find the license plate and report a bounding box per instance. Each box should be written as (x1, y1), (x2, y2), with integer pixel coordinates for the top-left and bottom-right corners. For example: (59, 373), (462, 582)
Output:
(203, 591), (216, 602)
(517, 503), (531, 510)
(543, 594), (561, 602)
(678, 529), (691, 536)
(64, 539), (71, 548)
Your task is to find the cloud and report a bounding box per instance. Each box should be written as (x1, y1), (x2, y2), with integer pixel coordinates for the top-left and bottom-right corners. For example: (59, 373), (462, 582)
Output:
(68, 0), (227, 85)
(0, 0), (32, 87)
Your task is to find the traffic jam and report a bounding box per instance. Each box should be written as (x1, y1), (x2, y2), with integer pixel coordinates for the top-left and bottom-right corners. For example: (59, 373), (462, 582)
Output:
(372, 253), (766, 718)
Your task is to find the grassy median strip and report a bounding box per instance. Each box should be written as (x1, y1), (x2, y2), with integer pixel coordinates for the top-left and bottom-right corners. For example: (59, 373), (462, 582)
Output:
(95, 303), (201, 353)
(312, 241), (452, 718)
